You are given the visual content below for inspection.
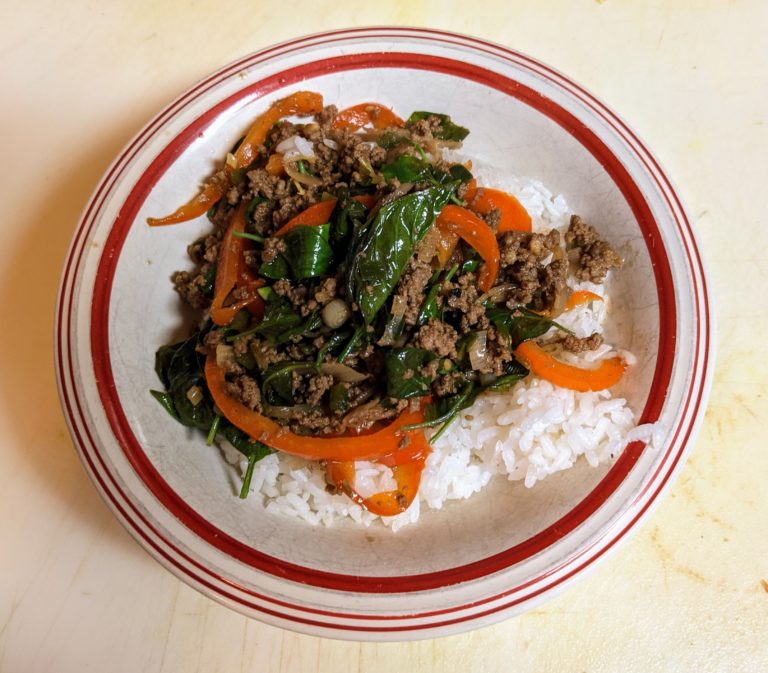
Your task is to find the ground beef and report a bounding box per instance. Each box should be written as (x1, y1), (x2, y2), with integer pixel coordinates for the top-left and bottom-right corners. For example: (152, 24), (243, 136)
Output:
(261, 237), (286, 264)
(226, 375), (262, 411)
(498, 230), (566, 312)
(314, 277), (338, 305)
(445, 272), (486, 330)
(557, 332), (604, 353)
(172, 269), (212, 309)
(565, 215), (622, 282)
(413, 319), (459, 358)
(391, 258), (434, 326)
(481, 326), (516, 376)
(250, 339), (283, 368)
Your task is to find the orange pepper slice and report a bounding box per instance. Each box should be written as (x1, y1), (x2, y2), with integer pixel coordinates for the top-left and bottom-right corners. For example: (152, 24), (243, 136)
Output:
(147, 91), (323, 226)
(209, 202), (264, 325)
(514, 340), (626, 392)
(464, 180), (532, 233)
(205, 354), (429, 462)
(325, 453), (428, 517)
(332, 102), (404, 132)
(564, 290), (603, 311)
(264, 153), (285, 176)
(436, 205), (500, 292)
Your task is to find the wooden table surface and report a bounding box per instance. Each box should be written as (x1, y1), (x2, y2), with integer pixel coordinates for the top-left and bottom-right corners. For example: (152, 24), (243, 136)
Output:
(2, 1), (767, 671)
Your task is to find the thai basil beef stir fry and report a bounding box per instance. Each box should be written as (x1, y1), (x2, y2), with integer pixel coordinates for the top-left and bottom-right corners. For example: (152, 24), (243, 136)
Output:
(149, 91), (625, 517)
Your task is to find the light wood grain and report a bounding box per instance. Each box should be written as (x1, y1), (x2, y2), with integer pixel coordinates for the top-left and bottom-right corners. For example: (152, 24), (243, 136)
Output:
(2, 1), (767, 671)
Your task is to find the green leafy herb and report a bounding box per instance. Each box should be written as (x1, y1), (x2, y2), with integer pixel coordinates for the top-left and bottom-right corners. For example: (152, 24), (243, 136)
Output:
(417, 263), (459, 325)
(486, 305), (573, 347)
(380, 155), (432, 183)
(384, 348), (437, 399)
(328, 383), (350, 414)
(150, 390), (179, 421)
(346, 183), (457, 324)
(260, 224), (333, 281)
(154, 331), (215, 430)
(407, 111), (470, 142)
(261, 361), (317, 405)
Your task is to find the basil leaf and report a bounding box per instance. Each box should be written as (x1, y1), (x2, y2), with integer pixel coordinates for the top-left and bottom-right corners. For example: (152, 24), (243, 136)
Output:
(153, 329), (215, 430)
(347, 183), (457, 324)
(377, 131), (409, 149)
(385, 348), (436, 399)
(407, 111), (470, 142)
(250, 293), (302, 341)
(486, 306), (561, 347)
(380, 155), (432, 183)
(331, 191), (366, 246)
(260, 224), (333, 281)
(261, 361), (316, 405)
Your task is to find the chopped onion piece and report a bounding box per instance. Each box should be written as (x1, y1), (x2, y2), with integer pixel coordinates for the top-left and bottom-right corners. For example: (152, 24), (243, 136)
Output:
(283, 156), (322, 187)
(320, 362), (369, 383)
(477, 283), (514, 305)
(186, 385), (203, 406)
(468, 330), (488, 371)
(216, 344), (235, 369)
(322, 137), (339, 150)
(275, 135), (316, 159)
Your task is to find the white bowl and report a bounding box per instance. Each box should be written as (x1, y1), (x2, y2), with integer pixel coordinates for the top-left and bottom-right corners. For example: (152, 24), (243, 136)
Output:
(55, 28), (713, 640)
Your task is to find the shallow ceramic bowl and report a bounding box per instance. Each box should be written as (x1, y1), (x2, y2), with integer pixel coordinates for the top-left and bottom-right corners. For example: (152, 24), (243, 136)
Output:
(55, 28), (713, 640)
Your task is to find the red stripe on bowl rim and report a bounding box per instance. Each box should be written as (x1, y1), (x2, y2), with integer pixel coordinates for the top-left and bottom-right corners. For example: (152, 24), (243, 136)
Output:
(55, 28), (711, 633)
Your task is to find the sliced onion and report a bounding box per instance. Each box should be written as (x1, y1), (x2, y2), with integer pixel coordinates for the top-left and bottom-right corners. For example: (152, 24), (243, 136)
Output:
(283, 156), (323, 187)
(275, 135), (316, 158)
(342, 398), (382, 429)
(320, 362), (368, 383)
(186, 385), (203, 406)
(216, 344), (235, 369)
(322, 137), (339, 150)
(435, 139), (463, 150)
(264, 404), (318, 420)
(377, 295), (407, 346)
(477, 283), (514, 305)
(417, 225), (440, 263)
(468, 330), (488, 371)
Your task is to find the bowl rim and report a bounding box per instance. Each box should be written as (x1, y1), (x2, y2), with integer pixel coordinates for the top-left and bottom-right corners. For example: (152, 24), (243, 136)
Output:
(55, 27), (713, 638)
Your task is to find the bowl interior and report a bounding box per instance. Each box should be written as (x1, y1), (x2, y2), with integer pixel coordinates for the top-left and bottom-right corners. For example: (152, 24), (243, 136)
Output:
(108, 65), (659, 577)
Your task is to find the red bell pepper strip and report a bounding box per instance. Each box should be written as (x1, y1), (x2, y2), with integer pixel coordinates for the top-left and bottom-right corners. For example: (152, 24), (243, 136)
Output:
(514, 340), (625, 392)
(205, 354), (430, 462)
(273, 199), (337, 236)
(234, 91), (324, 169)
(332, 103), (404, 132)
(564, 290), (603, 311)
(436, 205), (500, 292)
(209, 202), (264, 325)
(147, 181), (225, 227)
(273, 195), (378, 236)
(464, 180), (532, 233)
(325, 454), (428, 517)
(264, 153), (285, 176)
(147, 91), (323, 227)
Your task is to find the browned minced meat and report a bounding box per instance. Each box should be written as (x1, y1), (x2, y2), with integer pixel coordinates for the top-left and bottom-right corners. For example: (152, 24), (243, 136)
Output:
(226, 375), (262, 412)
(498, 230), (566, 312)
(172, 269), (211, 309)
(445, 272), (487, 330)
(412, 319), (458, 359)
(305, 374), (334, 406)
(481, 326), (516, 377)
(557, 332), (604, 354)
(391, 258), (434, 326)
(313, 277), (338, 305)
(565, 215), (622, 283)
(261, 236), (286, 264)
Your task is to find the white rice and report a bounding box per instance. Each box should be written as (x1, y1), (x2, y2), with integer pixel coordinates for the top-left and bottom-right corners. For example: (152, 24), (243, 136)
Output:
(221, 171), (658, 531)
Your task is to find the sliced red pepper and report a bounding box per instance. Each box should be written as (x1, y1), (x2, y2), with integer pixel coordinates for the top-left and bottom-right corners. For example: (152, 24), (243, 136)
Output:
(564, 290), (603, 311)
(146, 181), (224, 227)
(273, 195), (377, 236)
(273, 199), (337, 236)
(209, 202), (264, 325)
(147, 91), (323, 227)
(234, 91), (324, 169)
(205, 355), (429, 462)
(436, 205), (500, 292)
(466, 185), (532, 234)
(325, 455), (428, 517)
(332, 103), (404, 132)
(514, 340), (625, 392)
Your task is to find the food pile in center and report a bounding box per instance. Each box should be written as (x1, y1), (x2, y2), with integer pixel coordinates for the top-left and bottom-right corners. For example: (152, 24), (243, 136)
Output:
(149, 91), (637, 526)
